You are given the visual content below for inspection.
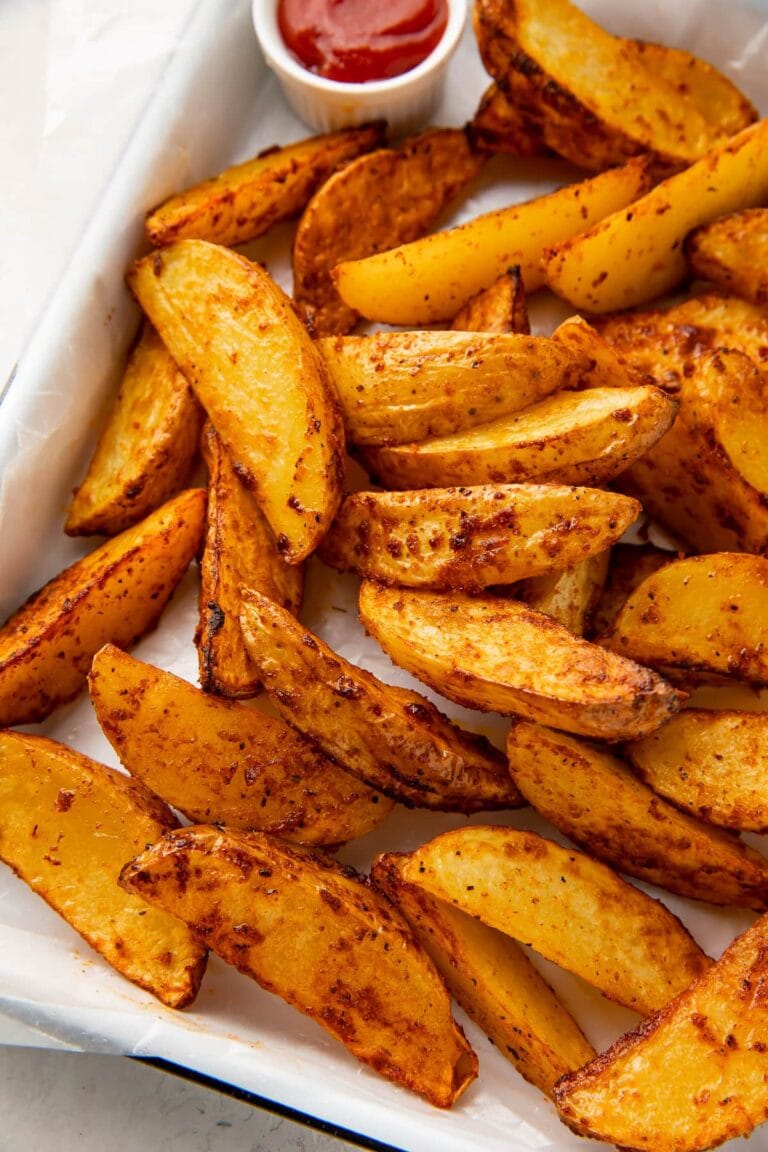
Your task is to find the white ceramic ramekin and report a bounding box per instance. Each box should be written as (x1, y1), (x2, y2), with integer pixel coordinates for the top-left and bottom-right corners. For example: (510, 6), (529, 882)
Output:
(252, 0), (467, 135)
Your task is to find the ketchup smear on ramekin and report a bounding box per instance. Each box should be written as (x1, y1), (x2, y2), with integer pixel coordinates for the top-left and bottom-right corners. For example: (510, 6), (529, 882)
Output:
(277, 0), (449, 84)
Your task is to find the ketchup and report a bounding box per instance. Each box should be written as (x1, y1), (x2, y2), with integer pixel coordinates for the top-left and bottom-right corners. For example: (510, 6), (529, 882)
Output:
(277, 0), (449, 84)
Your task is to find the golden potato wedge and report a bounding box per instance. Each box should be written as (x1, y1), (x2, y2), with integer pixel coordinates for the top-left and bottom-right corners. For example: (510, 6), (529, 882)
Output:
(198, 423), (304, 698)
(450, 265), (530, 335)
(589, 544), (676, 640)
(89, 645), (394, 847)
(0, 731), (206, 1008)
(686, 206), (768, 306)
(372, 853), (596, 1097)
(292, 127), (486, 336)
(120, 826), (478, 1107)
(507, 719), (768, 909)
(550, 315), (649, 389)
(318, 330), (575, 446)
(145, 122), (385, 248)
(333, 158), (652, 325)
(554, 911), (768, 1151)
(128, 240), (344, 564)
(0, 489), (204, 728)
(517, 551), (610, 636)
(544, 118), (768, 313)
(359, 385), (677, 490)
(603, 553), (768, 684)
(319, 485), (638, 591)
(65, 323), (203, 537)
(238, 588), (521, 812)
(626, 710), (768, 834)
(468, 83), (553, 158)
(358, 582), (679, 741)
(397, 827), (711, 1016)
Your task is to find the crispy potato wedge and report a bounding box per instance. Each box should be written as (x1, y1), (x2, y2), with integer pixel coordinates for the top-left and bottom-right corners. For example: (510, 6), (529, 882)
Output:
(372, 853), (596, 1097)
(198, 423), (304, 698)
(128, 240), (344, 564)
(293, 127), (486, 336)
(507, 719), (768, 909)
(603, 553), (768, 685)
(318, 330), (575, 446)
(554, 911), (768, 1151)
(397, 826), (711, 1016)
(469, 83), (553, 158)
(238, 588), (521, 812)
(550, 315), (649, 389)
(358, 582), (679, 741)
(686, 206), (768, 306)
(145, 123), (385, 248)
(89, 645), (394, 846)
(518, 551), (609, 636)
(626, 710), (768, 834)
(120, 826), (478, 1107)
(450, 265), (530, 335)
(0, 489), (204, 727)
(360, 385), (677, 490)
(589, 544), (675, 640)
(0, 731), (206, 1008)
(65, 323), (203, 537)
(544, 118), (768, 313)
(319, 485), (638, 591)
(333, 159), (652, 325)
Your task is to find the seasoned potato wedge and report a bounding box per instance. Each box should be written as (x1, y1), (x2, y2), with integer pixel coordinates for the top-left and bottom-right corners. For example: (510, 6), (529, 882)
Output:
(238, 589), (521, 812)
(686, 206), (768, 306)
(544, 118), (768, 313)
(550, 315), (649, 389)
(358, 582), (679, 741)
(65, 323), (203, 537)
(360, 385), (677, 490)
(319, 485), (638, 591)
(333, 159), (652, 325)
(319, 330), (574, 446)
(518, 551), (609, 636)
(589, 544), (675, 640)
(145, 123), (385, 248)
(372, 853), (596, 1097)
(626, 710), (768, 834)
(128, 240), (344, 564)
(450, 265), (530, 335)
(554, 911), (768, 1151)
(507, 719), (768, 909)
(469, 83), (553, 158)
(120, 826), (478, 1107)
(397, 826), (711, 1016)
(198, 423), (303, 698)
(293, 127), (486, 335)
(89, 645), (394, 846)
(0, 489), (204, 727)
(603, 553), (768, 684)
(0, 731), (206, 1008)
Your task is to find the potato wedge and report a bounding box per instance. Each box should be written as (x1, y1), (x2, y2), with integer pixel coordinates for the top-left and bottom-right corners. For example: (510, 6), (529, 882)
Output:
(0, 489), (204, 727)
(145, 123), (385, 248)
(120, 826), (478, 1107)
(686, 206), (768, 306)
(293, 127), (486, 336)
(469, 84), (553, 158)
(65, 322), (203, 537)
(518, 551), (609, 635)
(372, 853), (596, 1097)
(554, 911), (768, 1151)
(507, 719), (768, 909)
(89, 645), (394, 847)
(358, 582), (679, 741)
(450, 265), (530, 335)
(359, 385), (677, 490)
(602, 553), (768, 685)
(238, 588), (521, 812)
(544, 118), (768, 313)
(319, 485), (639, 591)
(550, 315), (649, 389)
(128, 240), (344, 564)
(198, 423), (304, 698)
(397, 826), (711, 1016)
(318, 330), (575, 446)
(589, 544), (675, 640)
(333, 159), (652, 325)
(626, 710), (768, 834)
(0, 731), (206, 1008)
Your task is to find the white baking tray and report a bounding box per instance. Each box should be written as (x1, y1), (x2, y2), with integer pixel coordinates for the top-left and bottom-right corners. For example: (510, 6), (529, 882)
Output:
(2, 1), (768, 1149)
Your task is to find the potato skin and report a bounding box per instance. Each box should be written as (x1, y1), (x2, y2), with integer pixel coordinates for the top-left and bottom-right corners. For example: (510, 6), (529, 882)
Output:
(686, 207), (768, 306)
(451, 265), (530, 334)
(469, 83), (556, 159)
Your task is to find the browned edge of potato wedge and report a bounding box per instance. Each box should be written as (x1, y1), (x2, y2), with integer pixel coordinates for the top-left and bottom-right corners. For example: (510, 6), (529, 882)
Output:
(468, 83), (557, 158)
(0, 488), (205, 727)
(451, 264), (530, 334)
(550, 315), (651, 390)
(588, 544), (677, 641)
(120, 825), (478, 1107)
(685, 206), (768, 306)
(89, 644), (395, 847)
(517, 550), (610, 636)
(0, 730), (207, 1007)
